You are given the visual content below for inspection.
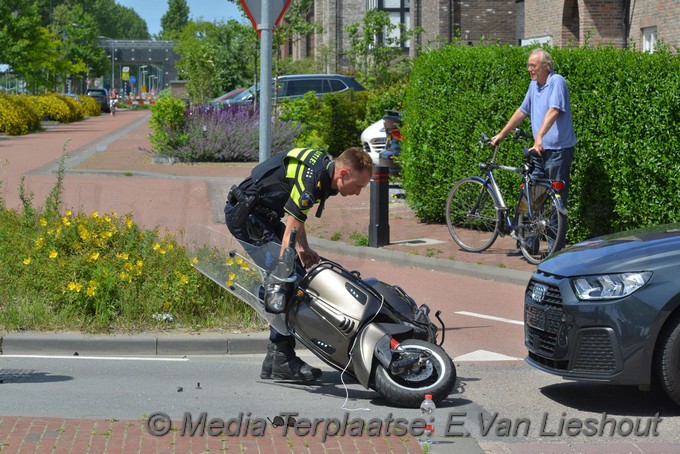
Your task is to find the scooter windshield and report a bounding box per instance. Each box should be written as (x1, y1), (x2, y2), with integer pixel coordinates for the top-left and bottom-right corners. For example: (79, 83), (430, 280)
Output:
(188, 230), (293, 335)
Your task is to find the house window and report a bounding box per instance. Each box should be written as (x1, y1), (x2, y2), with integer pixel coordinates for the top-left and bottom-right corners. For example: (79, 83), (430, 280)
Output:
(642, 26), (657, 53)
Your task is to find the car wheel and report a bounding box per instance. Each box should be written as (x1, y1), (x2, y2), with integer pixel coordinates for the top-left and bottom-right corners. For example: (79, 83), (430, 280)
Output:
(657, 316), (680, 406)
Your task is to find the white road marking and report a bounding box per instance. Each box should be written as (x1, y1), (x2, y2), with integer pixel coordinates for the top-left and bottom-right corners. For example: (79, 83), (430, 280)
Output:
(3, 355), (189, 362)
(455, 350), (523, 361)
(456, 311), (524, 326)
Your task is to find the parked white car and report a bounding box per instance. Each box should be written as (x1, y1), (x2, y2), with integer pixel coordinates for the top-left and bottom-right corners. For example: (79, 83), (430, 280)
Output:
(360, 120), (386, 165)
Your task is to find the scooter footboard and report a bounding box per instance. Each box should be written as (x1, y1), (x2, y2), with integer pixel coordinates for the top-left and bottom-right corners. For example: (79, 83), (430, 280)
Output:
(353, 323), (412, 389)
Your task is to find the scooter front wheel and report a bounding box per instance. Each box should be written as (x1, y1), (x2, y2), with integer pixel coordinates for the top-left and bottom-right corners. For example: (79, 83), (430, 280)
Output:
(373, 339), (457, 408)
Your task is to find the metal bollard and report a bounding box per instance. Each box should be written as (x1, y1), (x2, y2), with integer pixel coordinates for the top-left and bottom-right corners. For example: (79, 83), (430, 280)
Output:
(369, 165), (390, 247)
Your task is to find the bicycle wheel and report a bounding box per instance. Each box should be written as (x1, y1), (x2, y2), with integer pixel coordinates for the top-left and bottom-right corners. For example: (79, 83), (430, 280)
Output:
(516, 183), (565, 264)
(446, 177), (500, 252)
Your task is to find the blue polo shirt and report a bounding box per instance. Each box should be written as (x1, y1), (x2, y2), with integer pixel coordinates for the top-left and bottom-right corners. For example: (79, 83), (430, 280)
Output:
(520, 73), (576, 150)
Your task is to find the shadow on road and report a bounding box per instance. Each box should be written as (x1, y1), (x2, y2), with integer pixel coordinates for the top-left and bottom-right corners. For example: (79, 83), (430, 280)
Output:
(540, 381), (680, 416)
(256, 370), (470, 409)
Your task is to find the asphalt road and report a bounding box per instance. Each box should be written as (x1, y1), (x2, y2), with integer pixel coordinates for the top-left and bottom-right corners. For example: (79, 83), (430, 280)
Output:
(3, 352), (679, 452)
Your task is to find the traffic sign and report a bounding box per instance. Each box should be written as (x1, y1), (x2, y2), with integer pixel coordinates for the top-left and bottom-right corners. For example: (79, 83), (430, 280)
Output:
(130, 76), (136, 84)
(240, 0), (291, 34)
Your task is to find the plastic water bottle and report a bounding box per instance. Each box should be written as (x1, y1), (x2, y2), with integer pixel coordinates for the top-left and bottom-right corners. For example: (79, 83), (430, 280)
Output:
(419, 394), (436, 445)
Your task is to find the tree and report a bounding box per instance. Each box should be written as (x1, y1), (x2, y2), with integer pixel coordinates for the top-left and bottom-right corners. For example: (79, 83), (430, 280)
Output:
(346, 10), (419, 87)
(175, 19), (256, 104)
(33, 0), (150, 40)
(0, 1), (43, 69)
(52, 3), (107, 91)
(160, 0), (190, 40)
(273, 0), (322, 74)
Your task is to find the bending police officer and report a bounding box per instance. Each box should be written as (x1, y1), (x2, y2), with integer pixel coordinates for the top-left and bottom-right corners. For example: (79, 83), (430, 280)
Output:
(225, 147), (374, 381)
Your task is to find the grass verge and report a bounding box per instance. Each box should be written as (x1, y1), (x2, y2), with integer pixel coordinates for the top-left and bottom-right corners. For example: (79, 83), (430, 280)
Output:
(0, 153), (265, 334)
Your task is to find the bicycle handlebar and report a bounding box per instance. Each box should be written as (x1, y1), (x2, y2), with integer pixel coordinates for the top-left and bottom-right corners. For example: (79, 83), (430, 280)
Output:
(513, 128), (533, 141)
(479, 128), (532, 147)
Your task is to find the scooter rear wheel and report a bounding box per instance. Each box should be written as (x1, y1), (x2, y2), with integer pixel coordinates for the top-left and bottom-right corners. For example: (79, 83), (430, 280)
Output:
(373, 339), (456, 408)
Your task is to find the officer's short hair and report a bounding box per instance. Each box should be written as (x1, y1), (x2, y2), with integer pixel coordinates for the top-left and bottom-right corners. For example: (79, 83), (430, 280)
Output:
(336, 147), (374, 173)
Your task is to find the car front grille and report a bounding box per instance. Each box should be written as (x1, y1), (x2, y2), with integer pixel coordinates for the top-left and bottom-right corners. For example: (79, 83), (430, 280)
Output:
(526, 279), (620, 375)
(525, 279), (563, 356)
(369, 138), (386, 153)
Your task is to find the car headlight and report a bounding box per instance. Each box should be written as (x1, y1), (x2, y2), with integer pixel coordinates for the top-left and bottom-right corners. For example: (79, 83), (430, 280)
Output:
(571, 272), (652, 301)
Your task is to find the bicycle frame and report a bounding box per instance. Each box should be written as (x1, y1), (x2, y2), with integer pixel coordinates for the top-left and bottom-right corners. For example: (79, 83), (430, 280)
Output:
(446, 129), (566, 263)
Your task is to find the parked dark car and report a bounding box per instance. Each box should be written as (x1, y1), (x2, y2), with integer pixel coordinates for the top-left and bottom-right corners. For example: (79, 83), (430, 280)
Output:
(85, 88), (109, 113)
(210, 87), (247, 106)
(226, 74), (365, 105)
(524, 223), (680, 406)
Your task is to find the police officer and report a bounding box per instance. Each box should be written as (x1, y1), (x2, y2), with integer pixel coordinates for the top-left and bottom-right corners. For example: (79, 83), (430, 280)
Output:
(225, 147), (374, 381)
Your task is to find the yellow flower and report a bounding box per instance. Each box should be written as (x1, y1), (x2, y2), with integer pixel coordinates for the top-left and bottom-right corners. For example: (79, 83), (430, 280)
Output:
(152, 243), (161, 251)
(159, 248), (166, 255)
(166, 243), (174, 251)
(228, 273), (236, 281)
(191, 256), (198, 265)
(78, 225), (90, 241)
(91, 211), (99, 219)
(119, 271), (131, 281)
(89, 252), (100, 261)
(226, 258), (234, 266)
(226, 280), (234, 287)
(124, 262), (133, 271)
(61, 217), (71, 227)
(35, 237), (44, 248)
(86, 280), (98, 296)
(136, 260), (143, 267)
(125, 218), (134, 229)
(22, 257), (31, 265)
(67, 281), (83, 292)
(49, 250), (58, 259)
(179, 275), (189, 284)
(39, 218), (47, 226)
(65, 210), (72, 217)
(117, 252), (129, 260)
(101, 231), (113, 239)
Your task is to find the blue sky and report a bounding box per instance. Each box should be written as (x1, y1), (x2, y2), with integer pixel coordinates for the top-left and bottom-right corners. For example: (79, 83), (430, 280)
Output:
(115, 0), (245, 37)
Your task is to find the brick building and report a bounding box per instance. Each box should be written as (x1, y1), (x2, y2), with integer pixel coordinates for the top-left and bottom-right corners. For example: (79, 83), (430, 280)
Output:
(522, 0), (679, 52)
(282, 0), (678, 73)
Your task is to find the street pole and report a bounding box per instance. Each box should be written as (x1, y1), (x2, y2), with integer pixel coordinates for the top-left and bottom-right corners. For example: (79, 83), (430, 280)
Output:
(258, 0), (272, 163)
(110, 41), (114, 91)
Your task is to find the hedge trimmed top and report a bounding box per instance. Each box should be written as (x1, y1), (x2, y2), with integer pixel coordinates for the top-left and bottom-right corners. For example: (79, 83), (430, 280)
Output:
(401, 44), (680, 243)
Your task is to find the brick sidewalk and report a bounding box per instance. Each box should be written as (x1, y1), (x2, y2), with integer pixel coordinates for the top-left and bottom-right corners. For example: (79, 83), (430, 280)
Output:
(0, 416), (422, 454)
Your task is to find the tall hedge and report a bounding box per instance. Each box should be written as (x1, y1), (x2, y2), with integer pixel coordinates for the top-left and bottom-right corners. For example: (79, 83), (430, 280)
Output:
(402, 44), (680, 243)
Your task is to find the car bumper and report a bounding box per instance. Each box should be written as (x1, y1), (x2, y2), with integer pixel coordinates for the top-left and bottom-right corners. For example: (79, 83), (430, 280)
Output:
(524, 272), (653, 385)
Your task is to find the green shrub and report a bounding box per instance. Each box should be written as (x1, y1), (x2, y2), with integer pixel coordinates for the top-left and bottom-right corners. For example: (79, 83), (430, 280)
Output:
(58, 94), (85, 122)
(280, 90), (369, 157)
(0, 94), (42, 135)
(81, 95), (102, 117)
(403, 44), (680, 242)
(149, 90), (190, 155)
(363, 81), (408, 128)
(29, 93), (84, 123)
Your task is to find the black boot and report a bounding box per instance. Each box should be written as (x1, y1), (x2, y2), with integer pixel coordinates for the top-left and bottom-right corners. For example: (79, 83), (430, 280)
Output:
(260, 342), (275, 379)
(271, 338), (321, 381)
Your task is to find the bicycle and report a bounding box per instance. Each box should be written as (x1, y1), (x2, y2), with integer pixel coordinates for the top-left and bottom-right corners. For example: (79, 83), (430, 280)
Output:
(445, 129), (566, 264)
(109, 98), (118, 116)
